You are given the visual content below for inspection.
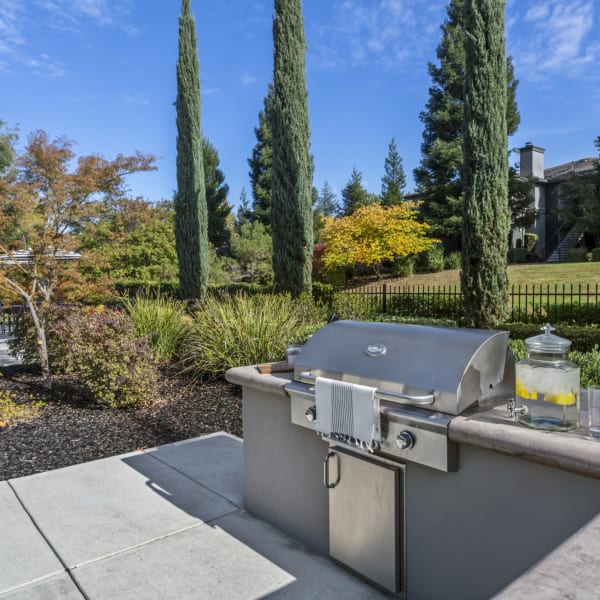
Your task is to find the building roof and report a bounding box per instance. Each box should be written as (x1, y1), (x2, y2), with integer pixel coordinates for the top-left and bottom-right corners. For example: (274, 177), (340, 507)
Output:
(544, 157), (596, 183)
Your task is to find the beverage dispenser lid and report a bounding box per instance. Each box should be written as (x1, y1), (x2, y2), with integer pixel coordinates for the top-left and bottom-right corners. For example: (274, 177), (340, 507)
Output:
(525, 324), (571, 352)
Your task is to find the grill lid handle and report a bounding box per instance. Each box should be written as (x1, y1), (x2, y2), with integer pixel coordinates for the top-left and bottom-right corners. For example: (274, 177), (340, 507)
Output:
(298, 371), (435, 406)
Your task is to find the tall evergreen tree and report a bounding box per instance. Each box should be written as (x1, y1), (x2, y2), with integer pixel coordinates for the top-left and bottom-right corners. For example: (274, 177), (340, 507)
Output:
(202, 136), (231, 254)
(174, 0), (208, 300)
(414, 0), (519, 248)
(248, 85), (274, 230)
(342, 167), (372, 215)
(314, 180), (339, 217)
(381, 138), (406, 206)
(462, 0), (510, 328)
(271, 0), (313, 296)
(236, 187), (253, 230)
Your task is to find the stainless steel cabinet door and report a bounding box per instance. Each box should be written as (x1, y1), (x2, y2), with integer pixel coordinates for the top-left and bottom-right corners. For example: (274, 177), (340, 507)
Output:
(327, 447), (403, 594)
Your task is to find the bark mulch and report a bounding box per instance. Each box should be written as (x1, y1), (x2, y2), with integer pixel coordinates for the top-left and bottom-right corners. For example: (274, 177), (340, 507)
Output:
(0, 364), (242, 481)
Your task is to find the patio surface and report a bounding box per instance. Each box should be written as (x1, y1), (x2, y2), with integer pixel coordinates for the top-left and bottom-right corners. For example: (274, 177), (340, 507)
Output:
(0, 432), (386, 599)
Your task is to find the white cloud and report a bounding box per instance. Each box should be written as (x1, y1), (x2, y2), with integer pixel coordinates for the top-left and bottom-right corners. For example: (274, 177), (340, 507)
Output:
(309, 0), (445, 70)
(0, 0), (135, 76)
(508, 0), (600, 80)
(28, 53), (66, 78)
(120, 94), (150, 106)
(38, 0), (135, 29)
(0, 1), (26, 63)
(203, 87), (223, 97)
(240, 71), (257, 86)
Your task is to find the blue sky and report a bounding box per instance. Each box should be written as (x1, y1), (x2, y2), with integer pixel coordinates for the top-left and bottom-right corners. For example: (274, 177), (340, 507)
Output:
(1, 0), (599, 211)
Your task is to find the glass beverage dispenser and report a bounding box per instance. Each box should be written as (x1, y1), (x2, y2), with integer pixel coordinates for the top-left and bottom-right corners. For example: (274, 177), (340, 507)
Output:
(513, 324), (580, 431)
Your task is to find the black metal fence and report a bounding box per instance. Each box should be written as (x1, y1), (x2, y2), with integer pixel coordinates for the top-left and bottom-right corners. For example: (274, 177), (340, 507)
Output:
(0, 305), (26, 335)
(340, 283), (600, 324)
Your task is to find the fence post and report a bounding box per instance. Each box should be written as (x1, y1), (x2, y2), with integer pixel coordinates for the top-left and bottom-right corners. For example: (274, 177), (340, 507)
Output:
(382, 282), (387, 314)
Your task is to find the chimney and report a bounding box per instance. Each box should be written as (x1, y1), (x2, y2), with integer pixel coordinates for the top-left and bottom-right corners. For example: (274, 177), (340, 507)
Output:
(519, 142), (545, 179)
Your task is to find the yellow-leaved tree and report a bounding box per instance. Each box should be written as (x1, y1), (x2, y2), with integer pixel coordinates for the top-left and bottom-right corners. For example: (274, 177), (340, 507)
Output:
(321, 203), (437, 279)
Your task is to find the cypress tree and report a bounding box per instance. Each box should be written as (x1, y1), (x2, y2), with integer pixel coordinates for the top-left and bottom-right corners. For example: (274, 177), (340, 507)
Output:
(461, 0), (510, 328)
(271, 0), (313, 296)
(174, 0), (208, 300)
(381, 138), (406, 206)
(414, 0), (519, 249)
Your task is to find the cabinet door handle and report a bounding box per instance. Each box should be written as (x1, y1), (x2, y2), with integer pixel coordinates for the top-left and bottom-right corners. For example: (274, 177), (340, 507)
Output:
(324, 451), (339, 488)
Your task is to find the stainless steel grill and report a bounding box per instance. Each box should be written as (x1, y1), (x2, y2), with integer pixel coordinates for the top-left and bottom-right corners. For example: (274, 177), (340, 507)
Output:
(286, 320), (514, 472)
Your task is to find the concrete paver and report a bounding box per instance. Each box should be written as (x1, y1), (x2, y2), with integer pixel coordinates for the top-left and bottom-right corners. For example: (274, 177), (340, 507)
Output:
(0, 573), (84, 600)
(1, 433), (387, 599)
(10, 449), (238, 568)
(0, 482), (63, 593)
(144, 432), (244, 507)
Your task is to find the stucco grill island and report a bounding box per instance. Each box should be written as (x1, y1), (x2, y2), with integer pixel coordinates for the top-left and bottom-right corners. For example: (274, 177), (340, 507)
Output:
(227, 321), (600, 599)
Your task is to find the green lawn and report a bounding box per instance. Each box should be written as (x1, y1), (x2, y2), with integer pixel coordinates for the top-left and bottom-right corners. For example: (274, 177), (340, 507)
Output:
(372, 262), (600, 289)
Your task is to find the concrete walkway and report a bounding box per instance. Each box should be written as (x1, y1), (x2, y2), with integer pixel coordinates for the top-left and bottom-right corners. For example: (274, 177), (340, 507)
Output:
(1, 433), (385, 600)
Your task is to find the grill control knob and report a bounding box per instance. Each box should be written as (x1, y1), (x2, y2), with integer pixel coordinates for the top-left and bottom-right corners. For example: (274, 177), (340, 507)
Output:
(305, 406), (317, 423)
(396, 431), (415, 450)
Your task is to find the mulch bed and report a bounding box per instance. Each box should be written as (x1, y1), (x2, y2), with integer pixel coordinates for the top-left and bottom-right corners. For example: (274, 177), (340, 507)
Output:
(0, 364), (243, 481)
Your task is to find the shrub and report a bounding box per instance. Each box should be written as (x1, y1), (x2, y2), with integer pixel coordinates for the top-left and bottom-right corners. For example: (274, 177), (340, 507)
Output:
(47, 306), (156, 408)
(388, 293), (463, 321)
(323, 267), (352, 286)
(504, 322), (600, 353)
(415, 244), (445, 273)
(571, 347), (600, 388)
(312, 282), (336, 308)
(543, 302), (600, 326)
(444, 251), (461, 270)
(393, 255), (416, 277)
(590, 248), (600, 262)
(11, 304), (156, 407)
(371, 314), (458, 328)
(508, 248), (529, 264)
(567, 247), (589, 262)
(330, 291), (375, 320)
(0, 376), (44, 428)
(208, 282), (273, 296)
(524, 232), (538, 253)
(180, 293), (324, 380)
(122, 293), (190, 362)
(508, 338), (526, 361)
(115, 280), (179, 298)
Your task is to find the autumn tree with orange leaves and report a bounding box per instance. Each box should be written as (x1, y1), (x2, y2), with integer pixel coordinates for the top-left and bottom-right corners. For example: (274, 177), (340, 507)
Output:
(0, 129), (155, 387)
(321, 203), (436, 279)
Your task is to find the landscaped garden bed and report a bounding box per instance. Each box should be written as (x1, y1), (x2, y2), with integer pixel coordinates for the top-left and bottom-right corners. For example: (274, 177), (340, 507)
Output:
(0, 364), (242, 481)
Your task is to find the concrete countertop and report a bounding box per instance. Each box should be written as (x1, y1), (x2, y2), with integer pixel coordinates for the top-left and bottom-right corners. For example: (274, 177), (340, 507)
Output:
(225, 365), (291, 397)
(226, 366), (600, 480)
(450, 403), (600, 480)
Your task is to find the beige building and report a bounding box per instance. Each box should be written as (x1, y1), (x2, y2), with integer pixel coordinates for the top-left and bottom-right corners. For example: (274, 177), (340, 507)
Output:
(515, 143), (596, 261)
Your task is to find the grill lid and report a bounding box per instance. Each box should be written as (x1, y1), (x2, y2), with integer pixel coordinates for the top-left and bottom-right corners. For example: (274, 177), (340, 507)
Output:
(293, 320), (513, 415)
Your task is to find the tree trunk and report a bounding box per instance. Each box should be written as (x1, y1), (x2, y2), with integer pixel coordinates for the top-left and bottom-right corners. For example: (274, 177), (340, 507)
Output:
(25, 297), (51, 389)
(2, 277), (52, 388)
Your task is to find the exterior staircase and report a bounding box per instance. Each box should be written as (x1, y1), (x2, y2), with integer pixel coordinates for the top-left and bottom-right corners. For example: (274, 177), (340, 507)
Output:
(546, 227), (585, 262)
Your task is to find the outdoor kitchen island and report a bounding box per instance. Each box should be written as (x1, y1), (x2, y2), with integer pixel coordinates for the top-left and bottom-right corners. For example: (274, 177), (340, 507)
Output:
(226, 322), (600, 600)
